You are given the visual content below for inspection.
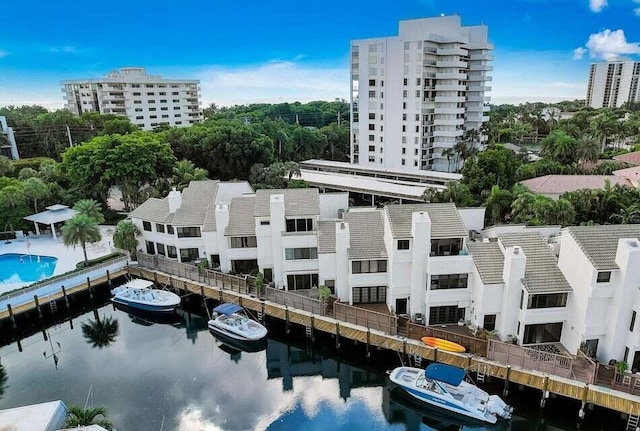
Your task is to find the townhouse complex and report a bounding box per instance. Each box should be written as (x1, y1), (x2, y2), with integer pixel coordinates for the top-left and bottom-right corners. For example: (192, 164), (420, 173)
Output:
(350, 15), (493, 172)
(61, 67), (203, 130)
(130, 181), (640, 369)
(586, 61), (640, 109)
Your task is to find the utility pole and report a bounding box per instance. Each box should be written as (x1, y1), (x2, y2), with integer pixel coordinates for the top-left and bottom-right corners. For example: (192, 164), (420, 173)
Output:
(65, 125), (73, 147)
(337, 111), (342, 125)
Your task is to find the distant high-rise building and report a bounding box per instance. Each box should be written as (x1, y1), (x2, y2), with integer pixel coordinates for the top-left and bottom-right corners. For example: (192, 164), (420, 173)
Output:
(586, 61), (640, 109)
(61, 67), (203, 130)
(349, 15), (493, 173)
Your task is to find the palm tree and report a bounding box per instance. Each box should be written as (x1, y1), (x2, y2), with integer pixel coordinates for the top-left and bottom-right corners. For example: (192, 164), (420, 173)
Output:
(552, 198), (576, 226)
(64, 405), (114, 430)
(442, 148), (455, 173)
(23, 177), (49, 213)
(81, 315), (119, 349)
(0, 185), (27, 234)
(73, 199), (105, 224)
(453, 141), (467, 172)
(484, 185), (514, 226)
(62, 214), (102, 266)
(575, 134), (600, 169)
(113, 219), (140, 259)
(282, 161), (301, 184)
(610, 204), (640, 224)
(171, 159), (208, 191)
(591, 110), (618, 152)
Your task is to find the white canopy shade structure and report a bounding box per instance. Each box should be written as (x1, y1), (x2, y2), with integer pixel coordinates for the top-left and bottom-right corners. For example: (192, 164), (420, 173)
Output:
(24, 204), (78, 240)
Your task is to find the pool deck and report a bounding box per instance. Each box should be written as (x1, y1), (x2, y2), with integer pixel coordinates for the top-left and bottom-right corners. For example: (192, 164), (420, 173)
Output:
(0, 226), (116, 295)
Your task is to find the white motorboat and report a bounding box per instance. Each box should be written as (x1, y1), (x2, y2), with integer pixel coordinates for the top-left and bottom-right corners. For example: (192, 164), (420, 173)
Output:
(110, 279), (181, 312)
(207, 303), (267, 341)
(388, 364), (513, 424)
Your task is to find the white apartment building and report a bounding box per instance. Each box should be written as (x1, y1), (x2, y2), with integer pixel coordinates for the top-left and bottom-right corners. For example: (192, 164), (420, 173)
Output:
(586, 61), (640, 108)
(130, 184), (640, 362)
(350, 15), (493, 173)
(558, 225), (640, 368)
(0, 116), (19, 160)
(61, 67), (203, 130)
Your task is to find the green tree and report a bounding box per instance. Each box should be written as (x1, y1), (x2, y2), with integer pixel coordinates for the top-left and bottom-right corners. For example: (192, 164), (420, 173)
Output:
(442, 148), (455, 173)
(113, 220), (140, 259)
(610, 204), (640, 224)
(575, 134), (600, 168)
(461, 145), (523, 200)
(62, 214), (102, 266)
(73, 199), (105, 224)
(540, 130), (578, 164)
(171, 159), (208, 191)
(0, 156), (14, 177)
(0, 185), (28, 233)
(101, 118), (136, 135)
(423, 182), (476, 207)
(64, 405), (114, 430)
(18, 167), (38, 180)
(591, 110), (618, 152)
(484, 185), (514, 226)
(23, 177), (49, 213)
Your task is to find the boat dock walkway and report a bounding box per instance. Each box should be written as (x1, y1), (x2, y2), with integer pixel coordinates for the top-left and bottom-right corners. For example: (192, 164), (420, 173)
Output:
(2, 259), (640, 421)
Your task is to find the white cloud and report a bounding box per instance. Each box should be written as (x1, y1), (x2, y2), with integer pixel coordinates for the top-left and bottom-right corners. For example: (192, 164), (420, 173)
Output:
(583, 29), (640, 60)
(589, 0), (607, 12)
(194, 60), (349, 106)
(634, 0), (640, 15)
(573, 47), (587, 59)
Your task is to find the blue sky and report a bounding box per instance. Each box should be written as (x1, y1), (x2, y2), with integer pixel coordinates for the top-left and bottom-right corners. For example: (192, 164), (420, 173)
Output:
(1, 0), (640, 108)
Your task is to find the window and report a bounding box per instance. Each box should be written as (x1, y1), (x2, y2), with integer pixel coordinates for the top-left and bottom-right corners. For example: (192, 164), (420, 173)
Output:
(287, 273), (319, 290)
(351, 260), (388, 274)
(177, 227), (201, 238)
(285, 218), (313, 233)
(263, 267), (273, 282)
(403, 78), (408, 86)
(143, 221), (152, 231)
(397, 240), (410, 250)
(172, 92), (179, 95)
(625, 346), (630, 362)
(156, 223), (165, 233)
(632, 311), (637, 332)
(167, 246), (177, 259)
(167, 225), (174, 234)
(369, 124), (375, 131)
(368, 135), (375, 142)
(431, 274), (468, 290)
(429, 306), (464, 325)
(369, 145), (375, 152)
(133, 92), (141, 96)
(285, 247), (318, 260)
(147, 92), (155, 96)
(597, 271), (611, 283)
(156, 243), (166, 256)
(353, 286), (387, 304)
(520, 290), (524, 309)
(483, 314), (497, 331)
(180, 247), (199, 262)
(145, 241), (155, 255)
(230, 236), (257, 248)
(430, 238), (463, 256)
(369, 113), (375, 120)
(260, 220), (270, 226)
(324, 280), (336, 294)
(527, 293), (568, 309)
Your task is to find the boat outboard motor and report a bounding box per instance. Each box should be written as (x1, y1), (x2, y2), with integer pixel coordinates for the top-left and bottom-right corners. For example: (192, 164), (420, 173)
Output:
(487, 395), (513, 420)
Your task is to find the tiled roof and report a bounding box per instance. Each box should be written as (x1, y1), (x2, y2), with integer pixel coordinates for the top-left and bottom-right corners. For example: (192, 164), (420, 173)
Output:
(613, 166), (640, 181)
(129, 198), (174, 224)
(499, 231), (572, 294)
(567, 225), (640, 270)
(215, 181), (254, 204)
(225, 196), (257, 236)
(614, 151), (640, 166)
(384, 203), (467, 239)
(171, 181), (219, 227)
(468, 242), (504, 284)
(254, 189), (320, 217)
(345, 210), (387, 260)
(519, 175), (631, 195)
(317, 221), (336, 253)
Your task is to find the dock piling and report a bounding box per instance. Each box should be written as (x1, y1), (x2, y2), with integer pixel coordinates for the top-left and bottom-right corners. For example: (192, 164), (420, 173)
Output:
(541, 375), (550, 408)
(6, 304), (16, 330)
(335, 322), (341, 349)
(106, 269), (112, 287)
(366, 329), (371, 358)
(504, 365), (511, 397)
(34, 295), (42, 319)
(87, 277), (93, 299)
(285, 307), (290, 334)
(61, 286), (70, 309)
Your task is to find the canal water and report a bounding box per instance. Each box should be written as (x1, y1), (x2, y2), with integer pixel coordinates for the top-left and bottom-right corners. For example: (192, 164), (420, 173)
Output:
(0, 300), (626, 430)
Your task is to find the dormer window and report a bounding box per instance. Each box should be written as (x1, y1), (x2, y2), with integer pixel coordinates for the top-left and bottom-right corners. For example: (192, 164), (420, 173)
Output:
(596, 271), (611, 283)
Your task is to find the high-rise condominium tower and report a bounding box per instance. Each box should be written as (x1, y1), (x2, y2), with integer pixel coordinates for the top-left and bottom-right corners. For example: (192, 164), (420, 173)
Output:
(61, 67), (202, 130)
(586, 61), (640, 109)
(350, 15), (493, 172)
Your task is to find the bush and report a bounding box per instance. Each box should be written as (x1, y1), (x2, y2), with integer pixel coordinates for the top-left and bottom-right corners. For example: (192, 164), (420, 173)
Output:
(76, 252), (125, 269)
(12, 157), (56, 173)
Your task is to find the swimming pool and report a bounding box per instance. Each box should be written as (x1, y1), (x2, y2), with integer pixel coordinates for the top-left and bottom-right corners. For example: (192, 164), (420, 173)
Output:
(0, 253), (58, 284)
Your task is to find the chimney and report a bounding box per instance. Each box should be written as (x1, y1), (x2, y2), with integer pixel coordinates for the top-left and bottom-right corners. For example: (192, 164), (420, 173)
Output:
(168, 187), (182, 213)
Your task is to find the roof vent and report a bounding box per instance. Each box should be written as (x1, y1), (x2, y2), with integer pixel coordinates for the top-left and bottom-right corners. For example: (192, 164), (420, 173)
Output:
(514, 246), (521, 255)
(340, 222), (345, 230)
(628, 240), (638, 248)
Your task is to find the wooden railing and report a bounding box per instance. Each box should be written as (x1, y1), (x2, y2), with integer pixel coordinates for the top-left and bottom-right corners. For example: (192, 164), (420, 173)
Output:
(595, 365), (640, 395)
(263, 287), (326, 315)
(333, 302), (397, 335)
(488, 340), (573, 379)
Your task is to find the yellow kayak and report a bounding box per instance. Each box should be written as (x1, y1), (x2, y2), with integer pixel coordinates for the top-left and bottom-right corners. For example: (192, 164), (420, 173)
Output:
(421, 336), (466, 353)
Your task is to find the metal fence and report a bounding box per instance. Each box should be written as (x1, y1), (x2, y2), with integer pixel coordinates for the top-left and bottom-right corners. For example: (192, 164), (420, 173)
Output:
(488, 340), (573, 378)
(406, 323), (488, 356)
(333, 302), (397, 335)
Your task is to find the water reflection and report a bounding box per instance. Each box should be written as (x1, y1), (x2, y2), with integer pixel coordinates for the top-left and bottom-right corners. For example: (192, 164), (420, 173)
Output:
(0, 365), (6, 400)
(81, 315), (119, 349)
(0, 303), (626, 431)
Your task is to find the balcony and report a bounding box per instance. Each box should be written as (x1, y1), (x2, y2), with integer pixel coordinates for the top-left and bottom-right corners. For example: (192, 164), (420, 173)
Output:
(437, 47), (467, 56)
(433, 129), (464, 138)
(436, 72), (467, 80)
(436, 60), (468, 69)
(468, 85), (491, 92)
(433, 118), (463, 126)
(435, 84), (466, 91)
(434, 95), (465, 103)
(469, 63), (493, 72)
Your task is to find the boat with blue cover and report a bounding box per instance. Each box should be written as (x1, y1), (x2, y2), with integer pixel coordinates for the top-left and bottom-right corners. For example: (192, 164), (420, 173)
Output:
(388, 363), (513, 424)
(110, 279), (181, 312)
(208, 303), (268, 341)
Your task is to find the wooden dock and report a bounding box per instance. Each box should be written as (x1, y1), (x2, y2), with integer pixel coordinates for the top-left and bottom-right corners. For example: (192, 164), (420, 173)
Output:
(3, 263), (640, 420)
